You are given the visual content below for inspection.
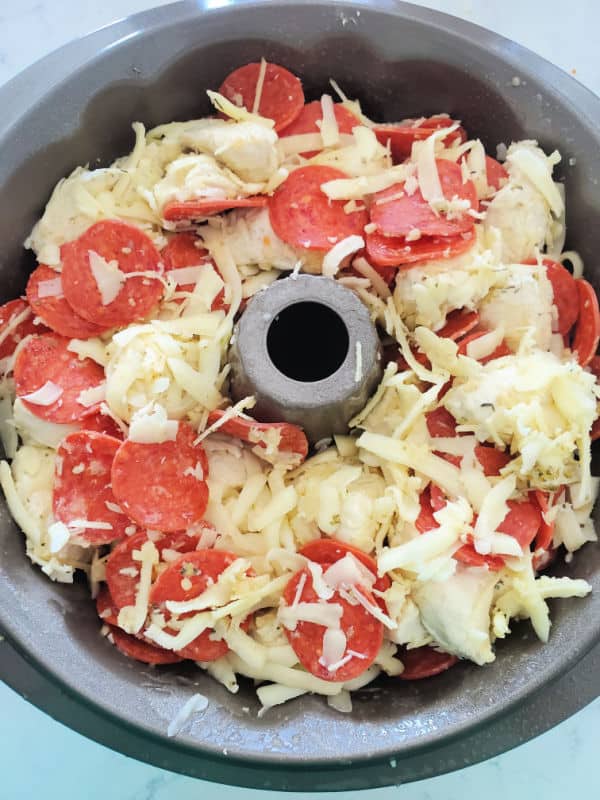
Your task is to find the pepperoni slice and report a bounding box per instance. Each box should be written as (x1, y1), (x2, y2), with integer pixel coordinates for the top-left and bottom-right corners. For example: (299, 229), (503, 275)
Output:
(106, 532), (152, 610)
(437, 309), (480, 341)
(269, 165), (369, 251)
(96, 584), (119, 626)
(279, 100), (359, 157)
(365, 228), (476, 268)
(456, 329), (512, 363)
(425, 407), (458, 438)
(207, 409), (308, 460)
(282, 567), (383, 682)
(418, 487), (538, 567)
(485, 156), (508, 191)
(162, 232), (227, 312)
(429, 484), (447, 512)
(436, 451), (462, 468)
(0, 298), (42, 360)
(14, 333), (105, 423)
(162, 232), (211, 276)
(107, 624), (183, 665)
(572, 279), (600, 366)
(162, 196), (268, 222)
(474, 444), (511, 476)
(61, 220), (163, 328)
(533, 491), (553, 551)
(79, 409), (124, 440)
(149, 549), (239, 661)
(370, 160), (477, 238)
(373, 117), (466, 163)
(299, 538), (391, 598)
(218, 62), (304, 132)
(111, 423), (209, 532)
(26, 264), (106, 339)
(454, 542), (505, 571)
(524, 258), (579, 335)
(398, 645), (458, 680)
(587, 355), (600, 380)
(498, 499), (542, 549)
(415, 487), (439, 534)
(300, 538), (377, 571)
(106, 529), (203, 611)
(53, 432), (128, 545)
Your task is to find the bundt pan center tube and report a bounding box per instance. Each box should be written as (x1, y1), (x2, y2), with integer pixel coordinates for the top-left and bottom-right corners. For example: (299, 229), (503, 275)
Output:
(0, 0), (599, 790)
(229, 275), (382, 443)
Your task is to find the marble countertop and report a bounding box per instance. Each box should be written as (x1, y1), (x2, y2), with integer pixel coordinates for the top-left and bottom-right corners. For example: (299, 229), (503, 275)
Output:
(1, 1), (599, 797)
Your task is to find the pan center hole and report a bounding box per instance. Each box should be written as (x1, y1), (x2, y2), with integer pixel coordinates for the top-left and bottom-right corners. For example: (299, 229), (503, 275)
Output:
(267, 301), (349, 382)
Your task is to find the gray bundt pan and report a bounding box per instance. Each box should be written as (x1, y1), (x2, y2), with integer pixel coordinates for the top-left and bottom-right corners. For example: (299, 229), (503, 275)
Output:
(0, 0), (598, 790)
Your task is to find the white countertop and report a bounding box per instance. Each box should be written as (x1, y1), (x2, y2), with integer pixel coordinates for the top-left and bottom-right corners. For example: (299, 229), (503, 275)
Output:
(0, 2), (599, 798)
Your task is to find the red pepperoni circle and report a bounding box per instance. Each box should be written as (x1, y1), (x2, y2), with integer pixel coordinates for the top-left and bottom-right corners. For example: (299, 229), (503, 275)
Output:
(0, 298), (42, 360)
(206, 409), (308, 459)
(370, 160), (477, 238)
(417, 486), (537, 569)
(454, 542), (505, 571)
(111, 422), (209, 532)
(79, 409), (124, 440)
(218, 61), (304, 132)
(572, 279), (600, 366)
(61, 220), (163, 328)
(415, 487), (440, 534)
(373, 117), (466, 163)
(53, 432), (128, 545)
(429, 484), (447, 512)
(162, 232), (227, 311)
(524, 257), (579, 335)
(299, 538), (391, 599)
(485, 156), (508, 191)
(398, 645), (458, 680)
(366, 228), (476, 268)
(26, 264), (106, 339)
(587, 355), (600, 380)
(106, 529), (203, 611)
(162, 196), (268, 222)
(456, 328), (512, 363)
(149, 549), (239, 661)
(106, 531), (155, 611)
(279, 100), (360, 157)
(269, 165), (369, 251)
(437, 309), (480, 341)
(454, 501), (541, 570)
(14, 332), (105, 423)
(474, 444), (511, 476)
(300, 538), (377, 571)
(498, 499), (542, 549)
(107, 624), (183, 665)
(282, 567), (383, 682)
(425, 407), (458, 438)
(533, 490), (556, 552)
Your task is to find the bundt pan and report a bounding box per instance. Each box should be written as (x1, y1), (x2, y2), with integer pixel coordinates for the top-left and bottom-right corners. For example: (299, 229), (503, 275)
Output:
(0, 0), (599, 790)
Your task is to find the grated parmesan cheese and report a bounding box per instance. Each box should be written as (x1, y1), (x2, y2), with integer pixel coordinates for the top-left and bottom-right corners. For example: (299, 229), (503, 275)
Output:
(21, 381), (63, 406)
(88, 250), (125, 305)
(321, 235), (364, 278)
(167, 693), (209, 737)
(117, 540), (158, 634)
